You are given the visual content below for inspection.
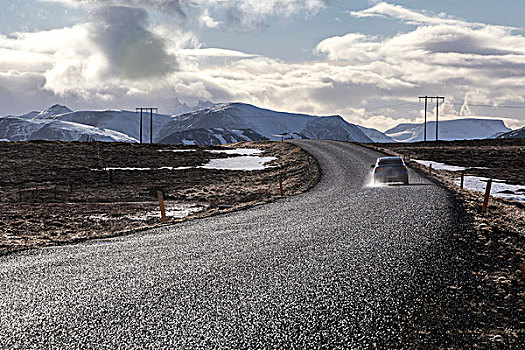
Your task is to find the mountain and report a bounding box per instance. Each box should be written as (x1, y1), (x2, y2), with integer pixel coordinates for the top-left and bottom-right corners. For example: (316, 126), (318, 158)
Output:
(32, 108), (173, 142)
(157, 103), (374, 143)
(356, 125), (395, 143)
(158, 128), (265, 145)
(0, 116), (136, 142)
(385, 119), (511, 142)
(1, 102), (393, 144)
(498, 125), (525, 139)
(34, 104), (73, 119)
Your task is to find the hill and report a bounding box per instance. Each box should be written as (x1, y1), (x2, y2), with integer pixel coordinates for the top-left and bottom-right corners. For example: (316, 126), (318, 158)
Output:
(385, 119), (511, 142)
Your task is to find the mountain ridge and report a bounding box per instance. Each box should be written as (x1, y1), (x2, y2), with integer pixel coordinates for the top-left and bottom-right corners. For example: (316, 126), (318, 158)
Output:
(385, 118), (511, 142)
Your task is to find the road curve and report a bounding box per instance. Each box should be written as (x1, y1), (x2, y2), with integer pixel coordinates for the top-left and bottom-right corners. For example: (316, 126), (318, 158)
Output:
(0, 141), (469, 348)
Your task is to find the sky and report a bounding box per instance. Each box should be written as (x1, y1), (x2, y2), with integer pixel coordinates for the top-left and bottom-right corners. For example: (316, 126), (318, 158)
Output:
(1, 0), (525, 131)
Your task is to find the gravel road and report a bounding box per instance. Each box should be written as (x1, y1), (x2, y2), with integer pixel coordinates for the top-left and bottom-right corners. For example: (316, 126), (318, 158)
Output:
(0, 140), (472, 349)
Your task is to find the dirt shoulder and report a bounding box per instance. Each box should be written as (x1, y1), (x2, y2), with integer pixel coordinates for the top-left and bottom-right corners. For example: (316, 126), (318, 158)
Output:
(362, 140), (524, 348)
(0, 141), (320, 255)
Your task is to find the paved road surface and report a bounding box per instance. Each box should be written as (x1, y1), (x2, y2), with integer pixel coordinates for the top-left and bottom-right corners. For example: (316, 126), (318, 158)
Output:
(0, 141), (469, 348)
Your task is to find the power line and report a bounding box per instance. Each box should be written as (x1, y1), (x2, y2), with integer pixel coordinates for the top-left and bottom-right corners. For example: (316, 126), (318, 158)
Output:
(419, 96), (444, 142)
(136, 107), (158, 144)
(451, 103), (525, 109)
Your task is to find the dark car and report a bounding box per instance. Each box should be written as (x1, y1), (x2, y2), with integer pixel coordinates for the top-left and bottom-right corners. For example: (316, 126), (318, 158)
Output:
(372, 157), (408, 185)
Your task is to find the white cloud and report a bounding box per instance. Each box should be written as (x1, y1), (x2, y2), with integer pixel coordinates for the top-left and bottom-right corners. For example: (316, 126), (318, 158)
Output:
(2, 1), (525, 131)
(198, 8), (221, 28)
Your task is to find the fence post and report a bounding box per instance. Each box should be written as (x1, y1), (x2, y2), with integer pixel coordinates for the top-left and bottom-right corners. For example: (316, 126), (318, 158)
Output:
(482, 179), (492, 213)
(307, 168), (311, 183)
(157, 191), (167, 223)
(279, 177), (284, 196)
(428, 164), (432, 176)
(460, 171), (465, 189)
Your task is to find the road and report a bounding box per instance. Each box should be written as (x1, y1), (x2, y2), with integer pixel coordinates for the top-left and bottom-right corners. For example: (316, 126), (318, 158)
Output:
(0, 141), (470, 348)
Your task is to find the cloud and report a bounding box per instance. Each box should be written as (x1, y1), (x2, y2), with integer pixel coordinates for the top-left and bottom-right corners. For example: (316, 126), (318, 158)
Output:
(87, 6), (178, 79)
(43, 0), (187, 18)
(2, 1), (525, 131)
(45, 0), (327, 30)
(311, 3), (525, 129)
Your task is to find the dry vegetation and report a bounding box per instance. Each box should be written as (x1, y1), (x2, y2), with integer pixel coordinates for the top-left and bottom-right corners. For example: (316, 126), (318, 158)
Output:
(0, 140), (320, 254)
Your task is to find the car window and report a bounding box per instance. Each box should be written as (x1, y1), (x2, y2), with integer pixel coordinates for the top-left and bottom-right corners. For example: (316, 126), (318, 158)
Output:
(378, 158), (403, 165)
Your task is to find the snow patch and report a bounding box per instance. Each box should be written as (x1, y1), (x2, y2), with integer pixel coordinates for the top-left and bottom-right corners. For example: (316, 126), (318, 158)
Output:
(413, 159), (490, 172)
(182, 139), (196, 145)
(158, 149), (197, 152)
(93, 167), (192, 171)
(207, 148), (263, 155)
(200, 156), (277, 171)
(454, 176), (525, 202)
(89, 203), (208, 222)
(413, 160), (467, 172)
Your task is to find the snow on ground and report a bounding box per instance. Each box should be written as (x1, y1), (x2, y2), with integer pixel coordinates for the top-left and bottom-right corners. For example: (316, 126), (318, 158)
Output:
(200, 156), (277, 171)
(413, 159), (467, 172)
(89, 203), (209, 222)
(413, 159), (490, 171)
(93, 148), (274, 172)
(454, 176), (525, 202)
(96, 166), (192, 171)
(207, 148), (263, 155)
(158, 149), (197, 152)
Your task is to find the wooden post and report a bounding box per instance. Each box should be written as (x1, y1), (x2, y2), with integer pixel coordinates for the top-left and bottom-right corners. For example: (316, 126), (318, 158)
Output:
(428, 164), (432, 176)
(460, 171), (465, 189)
(403, 154), (406, 162)
(157, 191), (167, 223)
(346, 135), (349, 142)
(279, 177), (284, 196)
(281, 136), (284, 144)
(307, 168), (311, 183)
(482, 179), (492, 213)
(297, 147), (300, 154)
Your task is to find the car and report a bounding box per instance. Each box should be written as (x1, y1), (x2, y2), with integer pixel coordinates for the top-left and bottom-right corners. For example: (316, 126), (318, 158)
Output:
(372, 157), (409, 185)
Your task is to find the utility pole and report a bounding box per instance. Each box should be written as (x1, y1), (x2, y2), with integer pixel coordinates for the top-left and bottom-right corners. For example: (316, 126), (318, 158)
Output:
(419, 96), (444, 141)
(136, 107), (158, 144)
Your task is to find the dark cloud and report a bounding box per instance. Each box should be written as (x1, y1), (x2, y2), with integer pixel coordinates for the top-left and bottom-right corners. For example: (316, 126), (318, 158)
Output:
(88, 6), (178, 79)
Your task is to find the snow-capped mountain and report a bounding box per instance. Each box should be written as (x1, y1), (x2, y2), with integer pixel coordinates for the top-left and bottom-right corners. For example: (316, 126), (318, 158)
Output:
(157, 103), (374, 143)
(34, 104), (72, 119)
(0, 102), (394, 144)
(385, 119), (511, 142)
(33, 108), (173, 142)
(498, 125), (525, 139)
(158, 128), (265, 145)
(0, 116), (136, 142)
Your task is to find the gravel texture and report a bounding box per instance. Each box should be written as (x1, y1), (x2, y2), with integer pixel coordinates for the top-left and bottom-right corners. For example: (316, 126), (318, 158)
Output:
(363, 141), (525, 348)
(0, 140), (476, 348)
